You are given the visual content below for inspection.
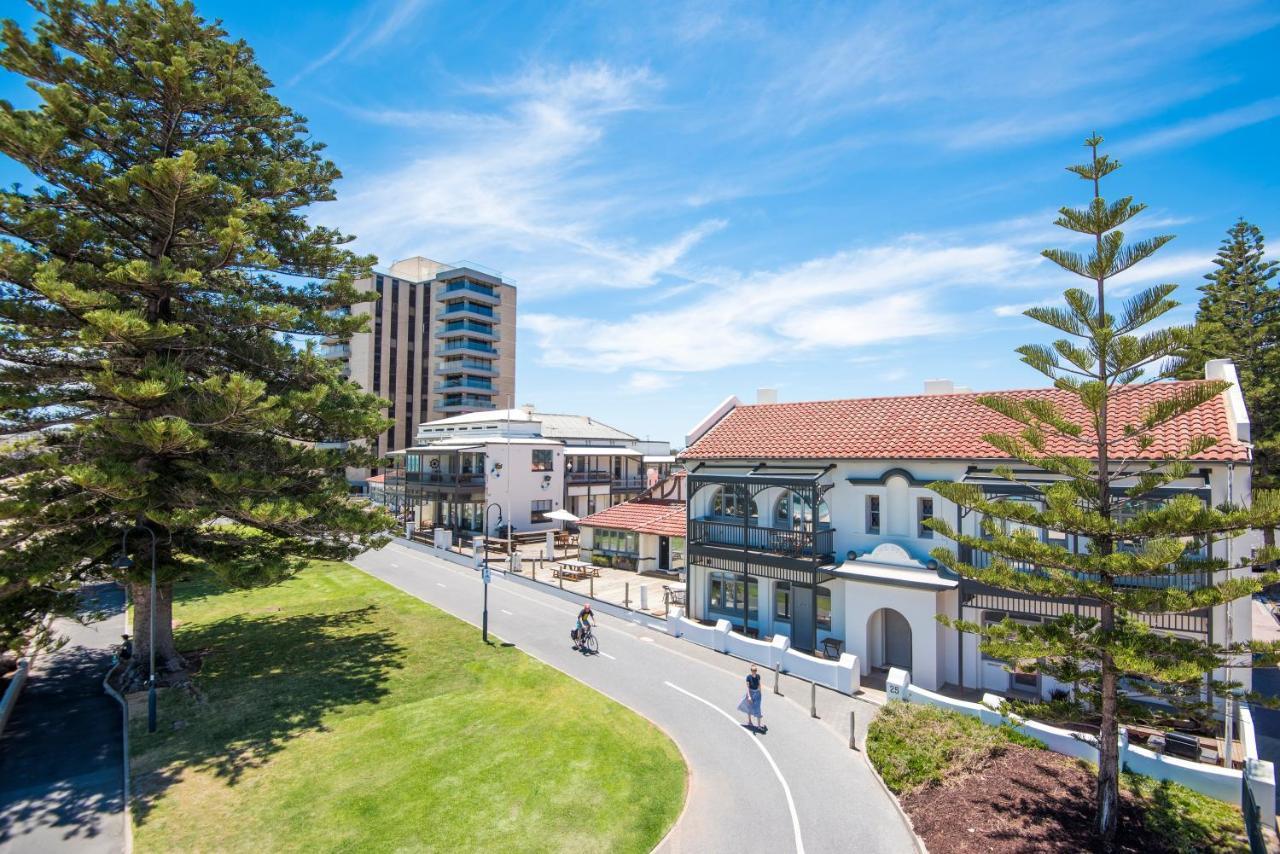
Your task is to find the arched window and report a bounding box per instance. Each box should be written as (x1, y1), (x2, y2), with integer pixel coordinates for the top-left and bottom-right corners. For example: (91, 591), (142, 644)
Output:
(710, 485), (754, 520)
(773, 491), (830, 530)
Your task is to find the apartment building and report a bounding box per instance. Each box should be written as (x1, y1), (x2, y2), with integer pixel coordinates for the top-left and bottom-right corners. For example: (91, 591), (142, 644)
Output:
(677, 361), (1258, 698)
(324, 256), (516, 482)
(372, 406), (670, 535)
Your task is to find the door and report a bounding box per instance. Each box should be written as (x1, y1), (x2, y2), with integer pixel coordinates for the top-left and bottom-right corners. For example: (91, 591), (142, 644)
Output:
(790, 585), (816, 653)
(658, 536), (670, 569)
(883, 609), (912, 670)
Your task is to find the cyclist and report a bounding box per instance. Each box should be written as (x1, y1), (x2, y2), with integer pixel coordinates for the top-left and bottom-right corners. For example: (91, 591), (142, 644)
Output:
(572, 603), (595, 650)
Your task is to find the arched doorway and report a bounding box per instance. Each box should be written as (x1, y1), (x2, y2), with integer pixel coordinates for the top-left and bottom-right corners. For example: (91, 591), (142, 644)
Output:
(867, 608), (912, 672)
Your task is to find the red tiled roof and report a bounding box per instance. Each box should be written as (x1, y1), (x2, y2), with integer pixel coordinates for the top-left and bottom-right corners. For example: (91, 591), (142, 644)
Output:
(680, 381), (1249, 463)
(366, 474), (386, 483)
(579, 499), (687, 537)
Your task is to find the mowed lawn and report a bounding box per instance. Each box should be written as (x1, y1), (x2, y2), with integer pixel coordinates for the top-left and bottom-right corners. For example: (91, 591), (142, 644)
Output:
(129, 562), (686, 853)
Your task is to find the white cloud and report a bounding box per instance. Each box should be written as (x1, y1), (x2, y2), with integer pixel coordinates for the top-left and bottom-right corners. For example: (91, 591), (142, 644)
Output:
(1122, 97), (1280, 153)
(327, 63), (719, 295)
(523, 238), (1036, 374)
(290, 0), (433, 86)
(624, 372), (678, 393)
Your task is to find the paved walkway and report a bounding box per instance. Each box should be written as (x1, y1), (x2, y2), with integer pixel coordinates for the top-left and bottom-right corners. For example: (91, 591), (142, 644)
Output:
(354, 542), (918, 854)
(0, 584), (126, 854)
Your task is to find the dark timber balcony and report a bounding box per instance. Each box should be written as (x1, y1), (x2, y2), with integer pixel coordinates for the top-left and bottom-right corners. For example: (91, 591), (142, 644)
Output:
(690, 519), (834, 561)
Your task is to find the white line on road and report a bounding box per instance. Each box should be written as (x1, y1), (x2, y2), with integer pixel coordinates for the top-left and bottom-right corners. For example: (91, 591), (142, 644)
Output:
(501, 609), (514, 616)
(390, 563), (399, 568)
(665, 681), (805, 854)
(436, 583), (447, 588)
(599, 651), (617, 660)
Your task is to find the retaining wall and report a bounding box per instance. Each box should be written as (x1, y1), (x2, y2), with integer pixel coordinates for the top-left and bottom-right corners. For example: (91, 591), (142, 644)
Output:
(668, 616), (859, 694)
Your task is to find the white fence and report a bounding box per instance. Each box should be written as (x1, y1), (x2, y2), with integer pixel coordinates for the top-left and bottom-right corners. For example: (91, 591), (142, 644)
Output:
(669, 614), (859, 694)
(885, 667), (1275, 816)
(0, 658), (30, 736)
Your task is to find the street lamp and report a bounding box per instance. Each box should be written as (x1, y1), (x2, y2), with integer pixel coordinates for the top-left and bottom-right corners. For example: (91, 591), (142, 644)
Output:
(482, 502), (503, 643)
(113, 525), (158, 734)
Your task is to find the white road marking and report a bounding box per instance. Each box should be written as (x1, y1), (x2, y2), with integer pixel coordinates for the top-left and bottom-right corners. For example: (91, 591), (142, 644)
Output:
(665, 681), (805, 854)
(599, 651), (617, 660)
(390, 563), (399, 568)
(436, 582), (447, 588)
(501, 609), (514, 616)
(640, 636), (654, 642)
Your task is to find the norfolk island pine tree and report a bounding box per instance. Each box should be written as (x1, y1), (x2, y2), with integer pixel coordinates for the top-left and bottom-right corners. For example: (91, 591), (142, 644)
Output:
(0, 0), (397, 675)
(925, 135), (1280, 849)
(1175, 219), (1280, 550)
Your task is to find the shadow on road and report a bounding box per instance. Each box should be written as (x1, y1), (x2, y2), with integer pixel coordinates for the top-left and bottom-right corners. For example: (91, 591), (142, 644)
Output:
(130, 605), (405, 824)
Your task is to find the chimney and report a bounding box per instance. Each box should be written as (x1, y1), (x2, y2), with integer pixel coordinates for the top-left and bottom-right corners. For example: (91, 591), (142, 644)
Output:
(520, 403), (535, 415)
(757, 388), (778, 404)
(923, 379), (955, 395)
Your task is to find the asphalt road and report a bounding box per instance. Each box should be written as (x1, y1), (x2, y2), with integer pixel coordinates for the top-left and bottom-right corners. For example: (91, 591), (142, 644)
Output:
(353, 542), (918, 854)
(0, 584), (126, 854)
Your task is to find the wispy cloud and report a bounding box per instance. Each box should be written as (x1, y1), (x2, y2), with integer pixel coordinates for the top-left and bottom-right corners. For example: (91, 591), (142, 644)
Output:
(1123, 96), (1280, 153)
(289, 0), (433, 86)
(523, 239), (1036, 374)
(328, 63), (721, 294)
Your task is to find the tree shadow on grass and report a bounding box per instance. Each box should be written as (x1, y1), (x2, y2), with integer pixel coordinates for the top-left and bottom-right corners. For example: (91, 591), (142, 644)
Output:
(130, 605), (405, 825)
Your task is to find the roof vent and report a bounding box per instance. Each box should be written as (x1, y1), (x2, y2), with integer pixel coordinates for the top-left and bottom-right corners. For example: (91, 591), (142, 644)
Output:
(757, 388), (778, 404)
(520, 404), (535, 414)
(923, 379), (954, 395)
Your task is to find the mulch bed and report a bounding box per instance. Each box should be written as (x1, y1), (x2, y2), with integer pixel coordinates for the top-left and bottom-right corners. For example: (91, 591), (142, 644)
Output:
(902, 745), (1196, 853)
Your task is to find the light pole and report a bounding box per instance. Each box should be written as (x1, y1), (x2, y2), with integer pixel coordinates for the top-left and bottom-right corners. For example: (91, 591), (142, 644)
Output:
(483, 502), (503, 643)
(113, 525), (158, 733)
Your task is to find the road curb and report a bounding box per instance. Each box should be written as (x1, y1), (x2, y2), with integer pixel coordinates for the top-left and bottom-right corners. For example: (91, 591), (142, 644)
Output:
(103, 663), (134, 854)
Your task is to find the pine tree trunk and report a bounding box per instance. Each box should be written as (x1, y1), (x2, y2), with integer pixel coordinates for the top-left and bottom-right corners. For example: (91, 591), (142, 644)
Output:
(1095, 631), (1121, 849)
(130, 579), (186, 679)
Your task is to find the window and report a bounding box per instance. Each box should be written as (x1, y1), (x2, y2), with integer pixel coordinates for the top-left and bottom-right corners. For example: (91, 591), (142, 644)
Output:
(531, 449), (553, 472)
(774, 491), (830, 531)
(711, 486), (754, 520)
(865, 494), (881, 534)
(708, 572), (758, 622)
(816, 585), (832, 631)
(917, 497), (934, 539)
(531, 499), (552, 524)
(594, 528), (638, 555)
(775, 581), (792, 621)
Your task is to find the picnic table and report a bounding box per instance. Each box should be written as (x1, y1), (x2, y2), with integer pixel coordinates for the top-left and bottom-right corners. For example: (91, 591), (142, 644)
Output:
(553, 559), (600, 581)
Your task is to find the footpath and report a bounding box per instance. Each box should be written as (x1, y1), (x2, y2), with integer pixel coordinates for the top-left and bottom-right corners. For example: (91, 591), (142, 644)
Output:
(0, 583), (126, 854)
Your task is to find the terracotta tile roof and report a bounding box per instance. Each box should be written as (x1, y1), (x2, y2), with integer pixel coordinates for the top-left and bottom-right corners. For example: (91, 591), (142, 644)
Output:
(366, 474), (386, 483)
(579, 499), (687, 537)
(680, 381), (1249, 463)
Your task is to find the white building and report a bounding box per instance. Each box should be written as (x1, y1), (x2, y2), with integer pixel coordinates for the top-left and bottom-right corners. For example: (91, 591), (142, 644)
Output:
(376, 407), (670, 536)
(679, 362), (1258, 698)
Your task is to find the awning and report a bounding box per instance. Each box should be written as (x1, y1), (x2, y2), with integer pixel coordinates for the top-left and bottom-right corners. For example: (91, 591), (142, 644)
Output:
(561, 446), (643, 457)
(544, 508), (580, 522)
(403, 444), (483, 453)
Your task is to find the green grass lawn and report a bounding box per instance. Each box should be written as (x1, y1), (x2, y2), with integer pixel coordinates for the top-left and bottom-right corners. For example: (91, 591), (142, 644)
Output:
(129, 562), (686, 853)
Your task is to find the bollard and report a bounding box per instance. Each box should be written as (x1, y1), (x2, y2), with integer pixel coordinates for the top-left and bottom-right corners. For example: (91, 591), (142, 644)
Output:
(625, 582), (630, 610)
(774, 662), (781, 695)
(559, 571), (564, 590)
(590, 574), (594, 598)
(849, 710), (858, 750)
(532, 562), (536, 582)
(810, 682), (817, 718)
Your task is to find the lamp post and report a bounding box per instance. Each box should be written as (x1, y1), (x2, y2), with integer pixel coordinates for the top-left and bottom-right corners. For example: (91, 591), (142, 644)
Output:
(482, 502), (503, 643)
(113, 525), (158, 733)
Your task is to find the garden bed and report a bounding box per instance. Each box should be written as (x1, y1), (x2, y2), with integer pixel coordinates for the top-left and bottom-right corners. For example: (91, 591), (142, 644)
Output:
(868, 702), (1247, 853)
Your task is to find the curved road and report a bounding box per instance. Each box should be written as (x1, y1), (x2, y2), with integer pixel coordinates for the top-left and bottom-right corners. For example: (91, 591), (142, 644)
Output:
(353, 543), (918, 854)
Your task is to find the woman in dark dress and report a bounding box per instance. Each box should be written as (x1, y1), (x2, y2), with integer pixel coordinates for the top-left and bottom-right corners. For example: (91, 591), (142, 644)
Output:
(739, 665), (764, 730)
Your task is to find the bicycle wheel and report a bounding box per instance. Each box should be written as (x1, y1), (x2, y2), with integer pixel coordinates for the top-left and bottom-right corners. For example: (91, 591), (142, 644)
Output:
(585, 633), (598, 654)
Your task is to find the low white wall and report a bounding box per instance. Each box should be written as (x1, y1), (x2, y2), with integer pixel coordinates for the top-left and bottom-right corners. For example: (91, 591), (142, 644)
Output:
(886, 667), (1270, 809)
(0, 658), (30, 736)
(674, 617), (728, 651)
(669, 618), (859, 694)
(783, 648), (859, 694)
(724, 630), (785, 669)
(1239, 701), (1260, 761)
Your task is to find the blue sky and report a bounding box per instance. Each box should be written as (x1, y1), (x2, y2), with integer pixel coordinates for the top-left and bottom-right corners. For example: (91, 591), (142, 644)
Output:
(3, 1), (1279, 447)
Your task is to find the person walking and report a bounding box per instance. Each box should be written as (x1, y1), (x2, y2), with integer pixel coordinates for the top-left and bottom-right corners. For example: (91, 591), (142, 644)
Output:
(738, 665), (765, 731)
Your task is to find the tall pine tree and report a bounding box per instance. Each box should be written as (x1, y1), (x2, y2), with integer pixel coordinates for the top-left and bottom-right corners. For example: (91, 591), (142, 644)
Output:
(928, 136), (1280, 848)
(1177, 219), (1280, 548)
(0, 0), (395, 672)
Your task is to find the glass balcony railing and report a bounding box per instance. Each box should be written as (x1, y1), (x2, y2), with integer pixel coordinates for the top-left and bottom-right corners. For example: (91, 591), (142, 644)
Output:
(443, 280), (497, 299)
(319, 343), (350, 359)
(437, 358), (496, 375)
(442, 320), (496, 336)
(436, 379), (494, 392)
(437, 341), (498, 356)
(440, 302), (496, 319)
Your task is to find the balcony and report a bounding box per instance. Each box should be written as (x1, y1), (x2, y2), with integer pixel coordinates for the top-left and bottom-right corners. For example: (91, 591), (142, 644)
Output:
(441, 280), (500, 304)
(960, 545), (1210, 592)
(436, 397), (496, 413)
(567, 471), (612, 484)
(436, 320), (498, 341)
(435, 358), (497, 377)
(440, 302), (497, 321)
(397, 472), (486, 488)
(437, 340), (498, 357)
(690, 518), (835, 561)
(435, 379), (496, 394)
(319, 343), (350, 359)
(612, 476), (646, 490)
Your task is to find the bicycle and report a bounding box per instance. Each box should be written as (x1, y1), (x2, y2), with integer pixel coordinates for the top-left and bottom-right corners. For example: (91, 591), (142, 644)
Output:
(577, 625), (598, 654)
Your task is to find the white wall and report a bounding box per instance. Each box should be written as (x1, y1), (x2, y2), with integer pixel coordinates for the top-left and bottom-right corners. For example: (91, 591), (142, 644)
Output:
(482, 441), (565, 534)
(843, 580), (949, 691)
